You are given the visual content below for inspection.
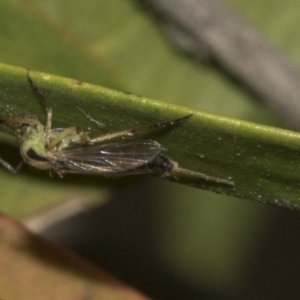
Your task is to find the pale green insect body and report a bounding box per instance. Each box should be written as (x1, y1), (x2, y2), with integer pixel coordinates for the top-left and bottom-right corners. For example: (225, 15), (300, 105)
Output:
(19, 122), (80, 171)
(20, 124), (48, 169)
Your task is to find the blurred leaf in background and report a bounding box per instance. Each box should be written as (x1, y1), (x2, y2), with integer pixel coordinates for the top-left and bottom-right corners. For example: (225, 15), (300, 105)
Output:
(1, 0), (300, 299)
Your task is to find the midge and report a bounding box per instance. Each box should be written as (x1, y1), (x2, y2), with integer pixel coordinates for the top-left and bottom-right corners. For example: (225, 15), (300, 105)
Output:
(0, 71), (233, 186)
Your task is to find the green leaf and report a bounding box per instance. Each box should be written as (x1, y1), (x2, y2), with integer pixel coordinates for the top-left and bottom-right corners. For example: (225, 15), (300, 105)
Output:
(0, 0), (300, 296)
(1, 63), (300, 210)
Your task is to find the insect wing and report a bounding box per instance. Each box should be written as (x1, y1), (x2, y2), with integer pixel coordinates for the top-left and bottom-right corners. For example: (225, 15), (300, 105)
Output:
(49, 139), (162, 175)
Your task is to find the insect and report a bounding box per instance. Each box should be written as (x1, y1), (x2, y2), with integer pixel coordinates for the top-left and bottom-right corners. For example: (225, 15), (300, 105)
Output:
(0, 71), (234, 186)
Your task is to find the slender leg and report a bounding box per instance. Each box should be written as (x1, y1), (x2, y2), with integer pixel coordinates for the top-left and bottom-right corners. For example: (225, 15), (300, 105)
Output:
(0, 118), (40, 129)
(87, 114), (192, 144)
(27, 70), (52, 146)
(170, 163), (234, 187)
(47, 127), (77, 150)
(77, 107), (105, 128)
(0, 158), (25, 174)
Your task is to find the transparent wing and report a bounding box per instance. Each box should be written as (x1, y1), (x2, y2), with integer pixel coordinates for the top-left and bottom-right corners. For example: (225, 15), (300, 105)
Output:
(48, 139), (163, 175)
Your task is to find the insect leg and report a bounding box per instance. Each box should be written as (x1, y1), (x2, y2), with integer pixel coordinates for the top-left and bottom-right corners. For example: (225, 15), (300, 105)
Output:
(27, 70), (53, 147)
(170, 165), (234, 186)
(137, 114), (192, 133)
(0, 118), (40, 132)
(87, 114), (192, 145)
(47, 127), (77, 151)
(0, 158), (25, 174)
(77, 107), (105, 128)
(3, 118), (40, 126)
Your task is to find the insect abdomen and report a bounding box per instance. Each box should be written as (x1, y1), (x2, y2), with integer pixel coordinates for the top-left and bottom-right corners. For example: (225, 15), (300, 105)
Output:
(142, 154), (174, 174)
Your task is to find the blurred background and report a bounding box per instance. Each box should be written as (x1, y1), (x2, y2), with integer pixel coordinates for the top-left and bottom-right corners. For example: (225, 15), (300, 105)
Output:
(1, 0), (300, 299)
